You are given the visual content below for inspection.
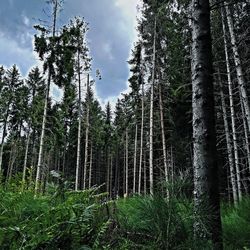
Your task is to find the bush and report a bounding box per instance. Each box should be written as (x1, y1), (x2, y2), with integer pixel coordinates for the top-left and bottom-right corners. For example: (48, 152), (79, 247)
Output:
(0, 186), (112, 249)
(222, 198), (250, 249)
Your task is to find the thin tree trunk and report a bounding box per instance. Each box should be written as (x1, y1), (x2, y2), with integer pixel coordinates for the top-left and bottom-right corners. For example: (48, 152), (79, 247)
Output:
(149, 17), (156, 195)
(110, 154), (113, 197)
(75, 41), (82, 191)
(225, 4), (250, 132)
(222, 11), (242, 200)
(133, 123), (138, 193)
(144, 150), (147, 194)
(106, 149), (110, 194)
(88, 142), (93, 188)
(138, 78), (144, 194)
(240, 97), (250, 173)
(7, 141), (17, 182)
(35, 0), (58, 195)
(0, 104), (10, 172)
(217, 71), (238, 205)
(191, 0), (222, 247)
(22, 128), (31, 191)
(125, 128), (129, 197)
(83, 74), (90, 190)
(159, 83), (169, 196)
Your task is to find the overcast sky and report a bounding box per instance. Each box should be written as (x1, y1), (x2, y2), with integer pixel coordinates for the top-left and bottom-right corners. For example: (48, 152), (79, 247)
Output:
(0, 0), (139, 107)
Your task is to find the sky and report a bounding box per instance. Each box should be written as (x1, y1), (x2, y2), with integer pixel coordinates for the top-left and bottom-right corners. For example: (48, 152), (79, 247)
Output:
(0, 0), (139, 107)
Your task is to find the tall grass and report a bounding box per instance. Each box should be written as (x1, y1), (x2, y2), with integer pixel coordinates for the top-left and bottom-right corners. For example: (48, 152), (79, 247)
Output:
(0, 175), (249, 249)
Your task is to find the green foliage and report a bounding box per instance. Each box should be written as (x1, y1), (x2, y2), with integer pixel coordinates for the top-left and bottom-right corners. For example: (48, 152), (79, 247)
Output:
(0, 179), (249, 250)
(116, 195), (193, 249)
(222, 198), (250, 249)
(0, 186), (112, 249)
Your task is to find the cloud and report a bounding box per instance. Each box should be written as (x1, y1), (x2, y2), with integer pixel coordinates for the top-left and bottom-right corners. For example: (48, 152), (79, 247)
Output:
(0, 31), (37, 75)
(22, 14), (30, 27)
(0, 0), (140, 108)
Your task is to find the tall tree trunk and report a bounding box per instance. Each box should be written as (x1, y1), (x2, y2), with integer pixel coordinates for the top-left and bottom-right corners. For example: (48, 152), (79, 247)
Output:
(106, 149), (110, 194)
(191, 0), (222, 247)
(83, 74), (90, 190)
(222, 11), (242, 200)
(7, 141), (17, 182)
(110, 154), (113, 197)
(35, 0), (58, 195)
(125, 129), (129, 197)
(138, 78), (144, 194)
(88, 142), (93, 188)
(0, 104), (10, 172)
(144, 150), (147, 194)
(225, 4), (250, 132)
(159, 83), (169, 197)
(114, 145), (120, 198)
(149, 17), (156, 195)
(133, 123), (138, 193)
(22, 128), (31, 191)
(75, 41), (83, 191)
(217, 71), (238, 205)
(240, 97), (250, 173)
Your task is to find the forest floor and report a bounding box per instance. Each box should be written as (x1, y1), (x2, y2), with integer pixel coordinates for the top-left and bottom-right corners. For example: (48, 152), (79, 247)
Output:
(0, 180), (249, 249)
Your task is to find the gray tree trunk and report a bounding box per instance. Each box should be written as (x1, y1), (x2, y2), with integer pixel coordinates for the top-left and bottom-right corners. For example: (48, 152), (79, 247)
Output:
(83, 74), (90, 190)
(75, 46), (82, 191)
(240, 98), (250, 173)
(110, 154), (113, 197)
(133, 123), (138, 193)
(0, 104), (10, 172)
(159, 84), (169, 195)
(138, 77), (144, 194)
(35, 0), (58, 195)
(221, 11), (242, 200)
(225, 4), (250, 132)
(191, 0), (222, 247)
(106, 149), (110, 194)
(88, 142), (93, 188)
(149, 17), (156, 195)
(22, 128), (31, 191)
(125, 128), (129, 196)
(217, 71), (238, 205)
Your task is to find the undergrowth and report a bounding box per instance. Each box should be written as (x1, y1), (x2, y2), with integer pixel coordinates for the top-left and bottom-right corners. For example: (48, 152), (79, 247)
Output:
(0, 177), (249, 249)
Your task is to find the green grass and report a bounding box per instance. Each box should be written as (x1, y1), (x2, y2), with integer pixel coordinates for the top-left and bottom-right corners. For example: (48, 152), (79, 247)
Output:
(0, 187), (113, 249)
(0, 181), (249, 249)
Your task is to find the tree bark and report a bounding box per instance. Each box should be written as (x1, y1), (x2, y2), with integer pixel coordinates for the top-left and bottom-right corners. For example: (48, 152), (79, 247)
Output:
(133, 123), (138, 193)
(106, 149), (110, 194)
(83, 74), (90, 190)
(159, 83), (169, 197)
(35, 0), (58, 195)
(221, 10), (242, 200)
(149, 17), (156, 195)
(0, 103), (10, 172)
(22, 128), (31, 191)
(240, 97), (250, 173)
(217, 71), (238, 205)
(138, 75), (144, 194)
(88, 142), (93, 188)
(225, 4), (250, 132)
(191, 0), (222, 247)
(75, 37), (83, 191)
(125, 128), (129, 196)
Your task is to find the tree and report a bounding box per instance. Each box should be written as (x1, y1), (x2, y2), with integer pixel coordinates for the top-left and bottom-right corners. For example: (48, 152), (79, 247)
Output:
(191, 0), (222, 247)
(34, 0), (62, 194)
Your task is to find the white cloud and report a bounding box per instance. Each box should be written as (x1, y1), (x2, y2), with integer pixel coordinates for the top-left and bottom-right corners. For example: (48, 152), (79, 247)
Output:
(115, 0), (140, 42)
(22, 14), (30, 26)
(103, 43), (114, 61)
(0, 31), (37, 75)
